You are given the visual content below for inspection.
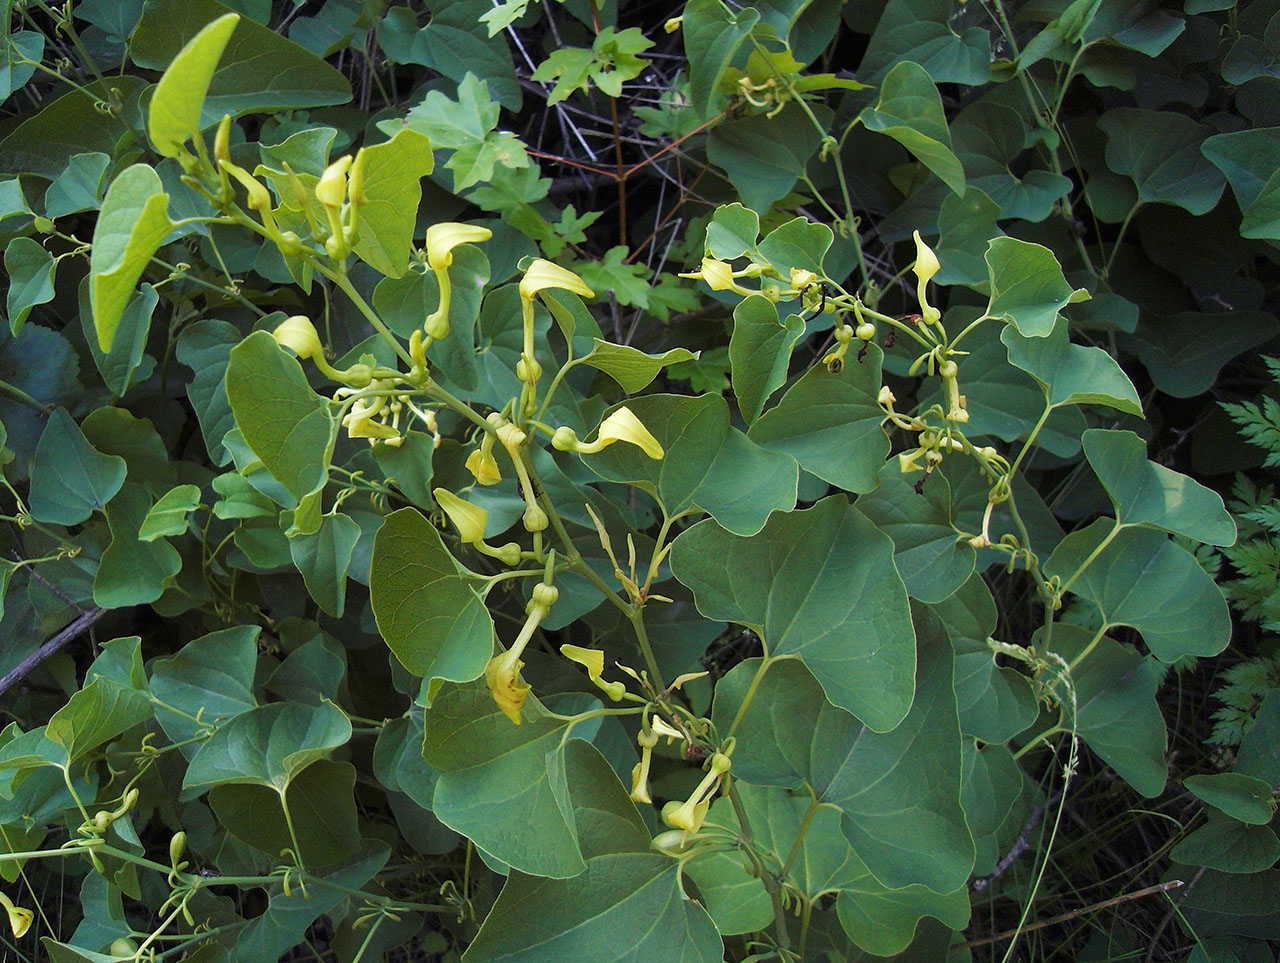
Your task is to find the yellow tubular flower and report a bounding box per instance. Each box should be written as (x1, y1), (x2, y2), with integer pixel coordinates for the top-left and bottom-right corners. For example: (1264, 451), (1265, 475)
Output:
(316, 155), (353, 209)
(272, 315), (324, 359)
(485, 582), (558, 724)
(679, 257), (754, 296)
(560, 644), (626, 701)
(0, 892), (32, 939)
(485, 655), (531, 725)
(519, 258), (595, 301)
(465, 446), (502, 486)
(433, 488), (488, 544)
(573, 407), (665, 459)
(427, 222), (494, 271)
(912, 230), (942, 325)
(898, 448), (927, 473)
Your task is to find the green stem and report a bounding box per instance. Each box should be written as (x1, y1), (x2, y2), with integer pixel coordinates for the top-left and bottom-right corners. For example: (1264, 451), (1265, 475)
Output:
(726, 781), (791, 954)
(318, 265), (415, 369)
(0, 378), (52, 414)
(725, 653), (773, 741)
(1057, 518), (1121, 598)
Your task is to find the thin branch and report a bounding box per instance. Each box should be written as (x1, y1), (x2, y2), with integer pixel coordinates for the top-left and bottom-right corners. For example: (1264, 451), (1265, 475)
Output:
(0, 608), (108, 698)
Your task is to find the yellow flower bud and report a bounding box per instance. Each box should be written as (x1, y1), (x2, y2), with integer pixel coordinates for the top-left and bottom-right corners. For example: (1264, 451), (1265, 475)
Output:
(426, 221), (494, 271)
(219, 159), (272, 212)
(214, 114), (232, 166)
(519, 258), (595, 301)
(316, 155), (353, 209)
(272, 315), (324, 359)
(433, 488), (488, 544)
(912, 230), (940, 285)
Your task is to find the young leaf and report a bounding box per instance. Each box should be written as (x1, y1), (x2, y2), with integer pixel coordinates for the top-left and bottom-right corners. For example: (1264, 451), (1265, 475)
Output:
(138, 484), (202, 542)
(729, 296), (806, 424)
(147, 12), (240, 157)
(351, 128), (435, 278)
(89, 165), (175, 352)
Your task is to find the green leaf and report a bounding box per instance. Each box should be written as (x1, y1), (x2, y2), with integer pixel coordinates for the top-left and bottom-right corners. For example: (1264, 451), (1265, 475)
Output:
(577, 340), (696, 393)
(1002, 317), (1142, 414)
(962, 742), (1029, 876)
(674, 495), (915, 731)
(424, 680), (584, 878)
(1203, 127), (1280, 240)
(149, 626), (259, 755)
(210, 759), (359, 866)
(683, 0), (761, 117)
(1123, 309), (1280, 399)
(1047, 624), (1168, 797)
(132, 0), (351, 118)
(861, 61), (965, 196)
(177, 319), (240, 466)
(370, 507), (494, 683)
(225, 330), (337, 504)
(78, 279), (157, 397)
(730, 296), (806, 423)
(586, 394), (797, 537)
(984, 238), (1090, 338)
(935, 188), (1004, 287)
(758, 216), (834, 279)
(1082, 429), (1235, 544)
(685, 785), (861, 935)
(138, 484), (202, 541)
(462, 853), (724, 961)
(0, 76), (148, 179)
(748, 345), (889, 493)
(147, 12), (239, 157)
(4, 237), (56, 335)
(836, 879), (970, 957)
(29, 408), (127, 525)
(705, 202), (760, 260)
(855, 464), (975, 604)
(44, 152), (111, 218)
(182, 700), (352, 795)
(376, 2), (520, 112)
(289, 511), (361, 617)
(1098, 108), (1226, 215)
(712, 610), (974, 892)
(47, 682), (152, 768)
(858, 0), (992, 85)
(352, 128), (435, 278)
(89, 164), (176, 353)
(94, 484), (184, 608)
(0, 32), (43, 100)
(1044, 520), (1231, 662)
(932, 574), (1037, 744)
(1172, 814), (1280, 874)
(706, 102), (825, 215)
(1184, 773), (1277, 825)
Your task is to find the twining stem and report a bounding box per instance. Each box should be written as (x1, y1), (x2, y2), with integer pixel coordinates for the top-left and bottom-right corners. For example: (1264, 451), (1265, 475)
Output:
(726, 782), (791, 954)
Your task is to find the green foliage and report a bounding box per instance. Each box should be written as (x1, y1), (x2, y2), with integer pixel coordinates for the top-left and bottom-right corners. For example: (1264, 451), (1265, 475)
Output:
(0, 1), (1275, 960)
